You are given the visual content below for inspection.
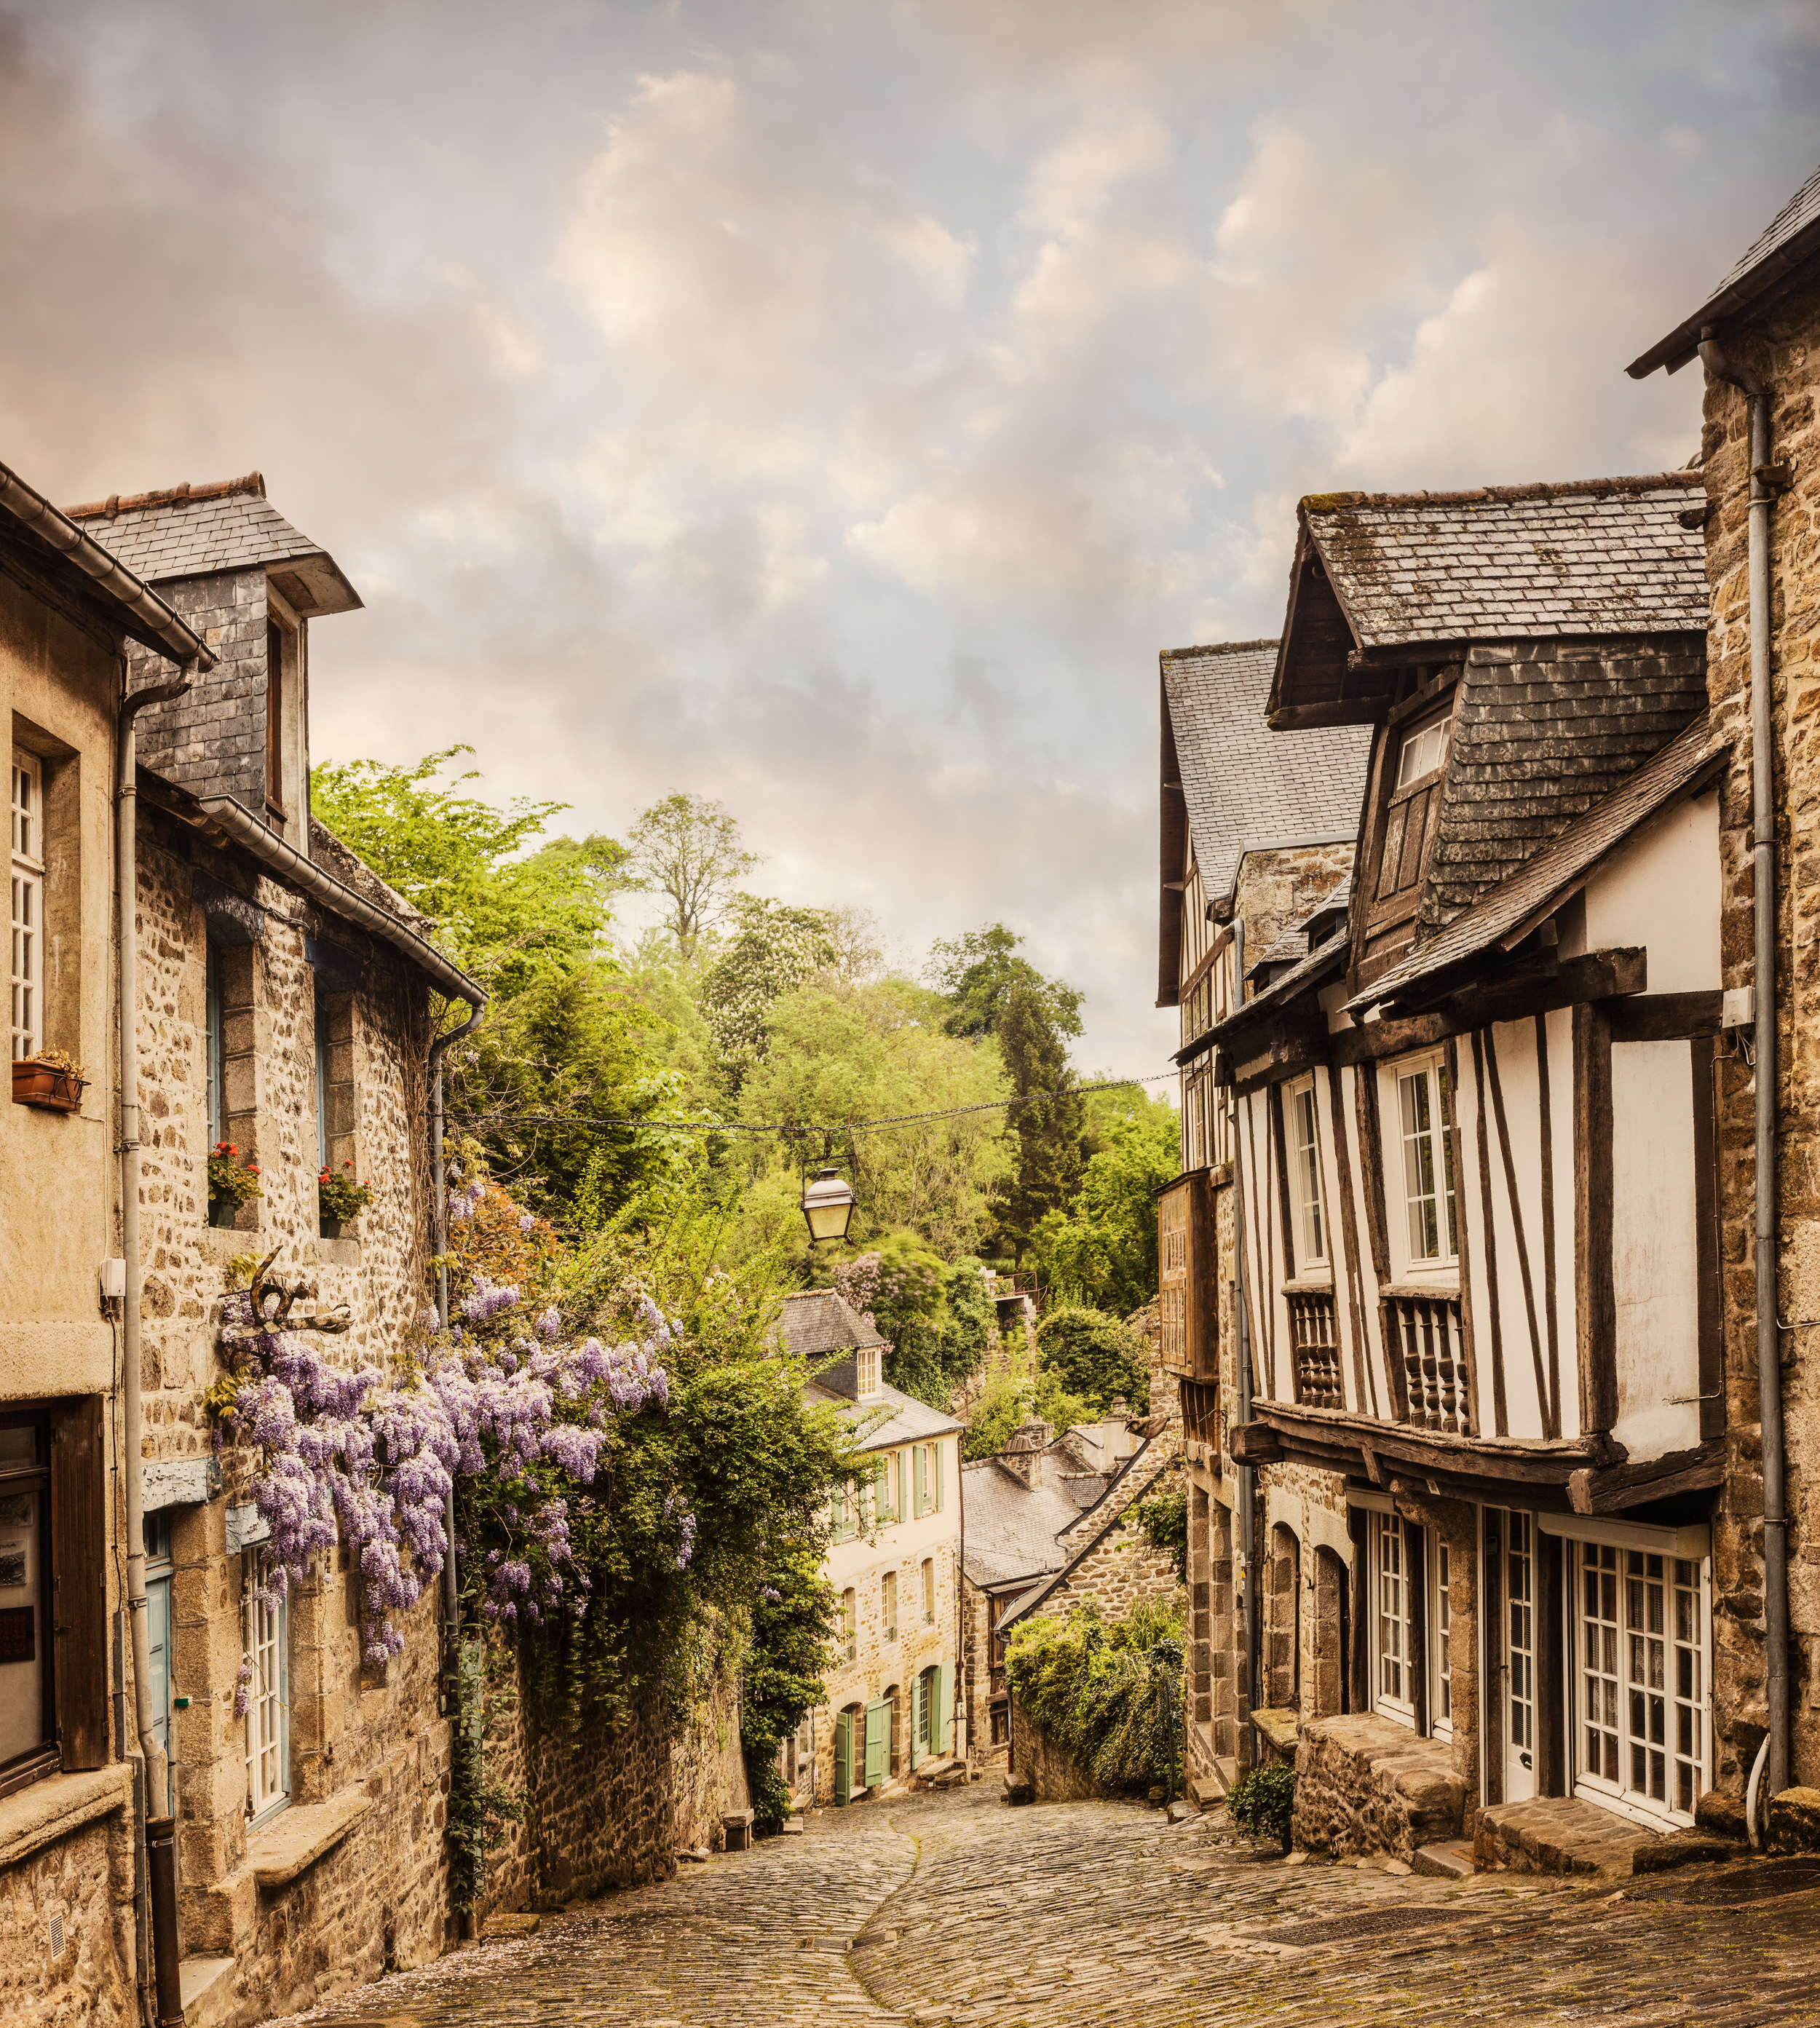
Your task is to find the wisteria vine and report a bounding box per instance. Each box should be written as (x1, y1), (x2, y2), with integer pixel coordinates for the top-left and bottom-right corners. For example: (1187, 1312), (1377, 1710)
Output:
(211, 1253), (681, 1673)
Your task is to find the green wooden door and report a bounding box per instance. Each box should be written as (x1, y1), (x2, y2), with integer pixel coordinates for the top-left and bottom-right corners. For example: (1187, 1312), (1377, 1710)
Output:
(834, 1708), (853, 1805)
(863, 1698), (888, 1788)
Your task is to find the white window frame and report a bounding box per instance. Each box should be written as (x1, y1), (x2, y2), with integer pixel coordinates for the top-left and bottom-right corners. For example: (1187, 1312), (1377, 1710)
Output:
(1431, 1539), (1453, 1741)
(857, 1347), (882, 1400)
(1569, 1537), (1709, 1831)
(245, 1564), (289, 1826)
(1395, 711), (1451, 789)
(10, 750), (43, 1063)
(1371, 1511), (1417, 1730)
(1385, 1050), (1458, 1280)
(1286, 1075), (1328, 1272)
(882, 1569), (897, 1643)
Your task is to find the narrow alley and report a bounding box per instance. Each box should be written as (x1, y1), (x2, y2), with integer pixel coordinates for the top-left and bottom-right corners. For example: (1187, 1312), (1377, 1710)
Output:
(269, 1786), (1820, 2028)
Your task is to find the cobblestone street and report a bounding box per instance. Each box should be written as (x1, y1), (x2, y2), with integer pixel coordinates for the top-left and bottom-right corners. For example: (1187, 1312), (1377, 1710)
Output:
(267, 1784), (1820, 2028)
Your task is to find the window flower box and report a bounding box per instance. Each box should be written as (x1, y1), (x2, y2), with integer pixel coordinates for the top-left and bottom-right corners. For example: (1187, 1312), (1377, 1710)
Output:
(12, 1055), (84, 1112)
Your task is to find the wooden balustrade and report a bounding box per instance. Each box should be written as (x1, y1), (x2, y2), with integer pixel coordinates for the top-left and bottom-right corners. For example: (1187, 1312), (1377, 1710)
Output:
(1387, 1293), (1471, 1433)
(1287, 1291), (1344, 1409)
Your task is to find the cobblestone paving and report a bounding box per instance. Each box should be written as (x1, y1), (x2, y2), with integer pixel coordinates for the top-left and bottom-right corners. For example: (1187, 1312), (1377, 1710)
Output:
(268, 1784), (1820, 2028)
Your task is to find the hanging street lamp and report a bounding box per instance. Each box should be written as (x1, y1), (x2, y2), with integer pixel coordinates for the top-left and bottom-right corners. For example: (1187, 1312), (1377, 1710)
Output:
(800, 1164), (858, 1245)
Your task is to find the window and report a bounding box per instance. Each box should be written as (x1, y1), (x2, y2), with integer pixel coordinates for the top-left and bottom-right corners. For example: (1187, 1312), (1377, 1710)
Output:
(265, 619), (286, 816)
(915, 1441), (944, 1517)
(1289, 1077), (1326, 1268)
(1508, 1513), (1535, 1781)
(831, 1481), (855, 1542)
(882, 1569), (897, 1641)
(839, 1588), (856, 1664)
(314, 981), (329, 1171)
(245, 1559), (289, 1823)
(1433, 1542), (1452, 1739)
(1395, 1054), (1457, 1269)
(0, 1421), (52, 1788)
(1576, 1542), (1706, 1822)
(857, 1347), (882, 1400)
(1396, 713), (1450, 788)
(205, 937), (226, 1148)
(1372, 1511), (1415, 1727)
(922, 1557), (935, 1625)
(9, 752), (41, 1061)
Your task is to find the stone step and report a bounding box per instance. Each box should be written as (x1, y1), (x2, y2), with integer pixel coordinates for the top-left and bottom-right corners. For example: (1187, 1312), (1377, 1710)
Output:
(1412, 1839), (1476, 1880)
(1476, 1795), (1736, 1878)
(178, 1955), (237, 2028)
(1191, 1763), (1235, 1807)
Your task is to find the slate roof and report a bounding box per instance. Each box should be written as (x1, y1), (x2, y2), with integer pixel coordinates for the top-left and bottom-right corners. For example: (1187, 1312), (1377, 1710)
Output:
(1301, 476), (1707, 649)
(996, 1451), (1179, 1636)
(1162, 639), (1372, 904)
(66, 472), (362, 613)
(961, 1455), (1083, 1590)
(1629, 159), (1820, 378)
(804, 1377), (962, 1451)
(775, 1289), (887, 1360)
(1350, 713), (1725, 1012)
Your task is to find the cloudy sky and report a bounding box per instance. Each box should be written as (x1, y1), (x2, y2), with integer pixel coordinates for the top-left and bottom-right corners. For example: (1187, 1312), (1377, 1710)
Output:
(1, 2), (1815, 1077)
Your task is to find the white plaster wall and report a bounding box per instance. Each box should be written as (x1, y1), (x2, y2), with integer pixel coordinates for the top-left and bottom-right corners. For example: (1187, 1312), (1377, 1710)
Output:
(1583, 791), (1722, 994)
(1610, 1039), (1701, 1460)
(1473, 1020), (1559, 1442)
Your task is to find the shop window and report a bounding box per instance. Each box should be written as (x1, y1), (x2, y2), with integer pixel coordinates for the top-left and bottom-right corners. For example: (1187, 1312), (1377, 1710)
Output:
(245, 1557), (290, 1825)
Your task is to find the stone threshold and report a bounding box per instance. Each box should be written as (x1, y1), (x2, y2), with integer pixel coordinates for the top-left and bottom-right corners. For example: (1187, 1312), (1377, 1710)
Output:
(249, 1789), (372, 1889)
(178, 1954), (237, 2028)
(0, 1763), (131, 1870)
(1476, 1794), (1733, 1877)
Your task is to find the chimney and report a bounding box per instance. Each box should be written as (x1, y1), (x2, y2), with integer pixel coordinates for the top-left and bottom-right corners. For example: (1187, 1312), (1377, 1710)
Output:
(1001, 1430), (1043, 1490)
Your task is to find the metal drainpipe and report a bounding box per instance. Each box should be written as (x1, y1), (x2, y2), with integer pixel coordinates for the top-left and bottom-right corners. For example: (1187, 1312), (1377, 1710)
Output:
(1700, 328), (1790, 1800)
(116, 670), (194, 2027)
(1231, 919), (1259, 1754)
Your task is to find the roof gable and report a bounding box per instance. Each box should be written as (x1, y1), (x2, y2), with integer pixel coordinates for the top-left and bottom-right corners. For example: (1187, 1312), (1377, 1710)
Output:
(1269, 475), (1707, 729)
(67, 472), (361, 615)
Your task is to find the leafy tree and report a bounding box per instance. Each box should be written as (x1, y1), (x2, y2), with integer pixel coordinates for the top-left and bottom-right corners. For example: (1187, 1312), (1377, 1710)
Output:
(699, 896), (840, 1088)
(628, 792), (760, 956)
(926, 923), (1083, 1042)
(1004, 1603), (1186, 1793)
(742, 1541), (835, 1830)
(740, 980), (1012, 1262)
(312, 746), (625, 997)
(1029, 1094), (1180, 1313)
(833, 1240), (994, 1406)
(1034, 1307), (1151, 1414)
(995, 981), (1084, 1261)
(961, 1363), (1098, 1462)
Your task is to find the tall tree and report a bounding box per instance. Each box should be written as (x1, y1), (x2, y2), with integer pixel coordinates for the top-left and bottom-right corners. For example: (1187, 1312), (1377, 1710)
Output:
(995, 981), (1084, 1261)
(927, 923), (1083, 1041)
(628, 792), (760, 956)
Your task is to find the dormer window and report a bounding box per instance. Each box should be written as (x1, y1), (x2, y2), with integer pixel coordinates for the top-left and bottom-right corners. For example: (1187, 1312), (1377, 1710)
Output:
(1396, 713), (1450, 788)
(857, 1347), (882, 1399)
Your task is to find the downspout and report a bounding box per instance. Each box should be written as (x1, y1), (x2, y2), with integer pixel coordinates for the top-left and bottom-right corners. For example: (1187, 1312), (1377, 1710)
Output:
(1700, 328), (1789, 1802)
(118, 670), (194, 2028)
(1231, 919), (1259, 1755)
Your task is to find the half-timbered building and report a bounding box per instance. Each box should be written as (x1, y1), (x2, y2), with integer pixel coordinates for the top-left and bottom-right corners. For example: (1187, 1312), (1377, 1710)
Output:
(1163, 473), (1753, 1866)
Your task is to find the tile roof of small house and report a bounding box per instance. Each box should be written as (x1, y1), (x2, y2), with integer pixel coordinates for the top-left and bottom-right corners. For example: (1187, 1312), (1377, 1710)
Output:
(961, 1457), (1082, 1590)
(804, 1377), (962, 1451)
(1304, 476), (1707, 649)
(1161, 639), (1372, 906)
(775, 1288), (887, 1358)
(1349, 713), (1725, 1012)
(66, 472), (362, 614)
(1629, 158), (1820, 377)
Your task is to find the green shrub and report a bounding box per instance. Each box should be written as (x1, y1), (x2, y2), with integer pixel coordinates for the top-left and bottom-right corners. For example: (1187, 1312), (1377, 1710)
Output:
(1003, 1603), (1183, 1793)
(1034, 1307), (1151, 1414)
(1227, 1761), (1297, 1848)
(1132, 1486), (1188, 1584)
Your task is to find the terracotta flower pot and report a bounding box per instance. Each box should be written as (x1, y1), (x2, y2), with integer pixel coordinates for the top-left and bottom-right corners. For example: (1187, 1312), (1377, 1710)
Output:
(12, 1061), (83, 1112)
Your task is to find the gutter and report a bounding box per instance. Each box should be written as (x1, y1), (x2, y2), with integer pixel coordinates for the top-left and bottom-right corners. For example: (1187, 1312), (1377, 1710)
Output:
(0, 462), (213, 670)
(1698, 328), (1790, 1803)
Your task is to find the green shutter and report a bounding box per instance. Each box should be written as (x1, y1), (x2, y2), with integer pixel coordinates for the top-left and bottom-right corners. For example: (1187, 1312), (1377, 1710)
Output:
(914, 1446), (927, 1518)
(935, 1439), (945, 1513)
(834, 1709), (853, 1805)
(938, 1662), (955, 1755)
(864, 1698), (887, 1787)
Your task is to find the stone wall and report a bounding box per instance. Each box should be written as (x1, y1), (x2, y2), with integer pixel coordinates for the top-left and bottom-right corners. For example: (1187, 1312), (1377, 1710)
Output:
(1008, 1700), (1108, 1804)
(1701, 265), (1820, 1796)
(0, 1776), (138, 2028)
(1291, 1713), (1466, 1861)
(1032, 1455), (1187, 1629)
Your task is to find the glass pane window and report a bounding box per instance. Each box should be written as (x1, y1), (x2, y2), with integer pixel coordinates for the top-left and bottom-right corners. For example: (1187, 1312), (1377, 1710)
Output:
(1374, 1513), (1412, 1719)
(882, 1570), (897, 1641)
(840, 1588), (856, 1663)
(0, 1427), (51, 1772)
(922, 1558), (935, 1625)
(1577, 1542), (1706, 1820)
(245, 1564), (288, 1823)
(1396, 1057), (1457, 1266)
(1508, 1513), (1535, 1762)
(1435, 1543), (1452, 1732)
(1291, 1082), (1326, 1266)
(9, 752), (41, 1062)
(1396, 715), (1450, 788)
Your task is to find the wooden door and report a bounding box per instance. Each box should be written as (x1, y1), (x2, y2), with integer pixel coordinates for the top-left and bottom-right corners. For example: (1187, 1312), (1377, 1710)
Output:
(834, 1709), (853, 1805)
(863, 1698), (887, 1788)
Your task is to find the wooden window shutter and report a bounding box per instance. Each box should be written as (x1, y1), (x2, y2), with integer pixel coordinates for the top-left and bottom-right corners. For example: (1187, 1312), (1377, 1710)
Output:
(50, 1398), (107, 1770)
(935, 1440), (944, 1513)
(266, 620), (285, 812)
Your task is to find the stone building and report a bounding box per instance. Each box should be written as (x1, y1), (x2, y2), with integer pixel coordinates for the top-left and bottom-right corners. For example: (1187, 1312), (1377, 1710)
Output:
(780, 1291), (964, 1803)
(1629, 159), (1820, 1814)
(1158, 474), (1760, 1871)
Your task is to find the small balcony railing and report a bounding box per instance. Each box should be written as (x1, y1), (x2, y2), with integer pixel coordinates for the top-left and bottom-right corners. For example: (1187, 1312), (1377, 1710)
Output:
(1181, 1377), (1219, 1449)
(1388, 1293), (1470, 1434)
(1287, 1291), (1344, 1410)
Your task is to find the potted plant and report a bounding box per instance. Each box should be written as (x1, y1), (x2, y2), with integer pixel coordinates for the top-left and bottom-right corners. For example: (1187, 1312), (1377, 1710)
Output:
(207, 1141), (261, 1229)
(12, 1047), (86, 1112)
(317, 1160), (374, 1239)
